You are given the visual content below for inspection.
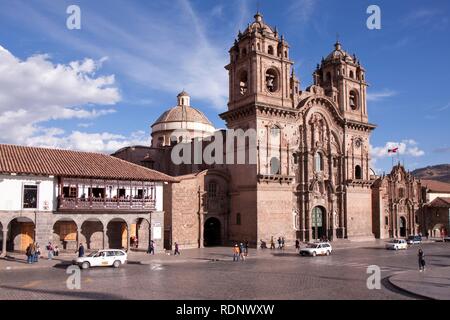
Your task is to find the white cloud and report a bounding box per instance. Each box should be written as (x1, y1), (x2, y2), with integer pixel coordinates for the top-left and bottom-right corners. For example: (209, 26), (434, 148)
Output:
(288, 0), (316, 24)
(0, 45), (120, 146)
(370, 139), (425, 159)
(367, 89), (397, 102)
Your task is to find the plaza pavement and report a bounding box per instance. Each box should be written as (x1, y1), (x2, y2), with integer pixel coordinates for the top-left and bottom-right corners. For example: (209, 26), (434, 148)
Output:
(1, 239), (448, 300)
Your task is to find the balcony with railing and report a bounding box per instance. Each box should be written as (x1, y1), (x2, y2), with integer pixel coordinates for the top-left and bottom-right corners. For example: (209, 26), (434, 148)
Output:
(57, 178), (157, 212)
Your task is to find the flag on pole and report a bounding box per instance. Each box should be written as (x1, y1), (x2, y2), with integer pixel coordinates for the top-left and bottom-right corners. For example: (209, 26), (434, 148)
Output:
(388, 147), (398, 154)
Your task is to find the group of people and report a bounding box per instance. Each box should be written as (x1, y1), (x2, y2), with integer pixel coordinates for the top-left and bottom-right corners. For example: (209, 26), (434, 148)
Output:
(268, 236), (286, 250)
(25, 242), (60, 263)
(233, 241), (249, 261)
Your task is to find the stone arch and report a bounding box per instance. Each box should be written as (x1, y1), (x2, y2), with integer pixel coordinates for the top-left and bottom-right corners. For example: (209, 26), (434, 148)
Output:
(7, 217), (35, 252)
(204, 217), (221, 247)
(53, 218), (78, 251)
(80, 218), (104, 250)
(129, 217), (150, 251)
(311, 206), (327, 240)
(107, 218), (128, 250)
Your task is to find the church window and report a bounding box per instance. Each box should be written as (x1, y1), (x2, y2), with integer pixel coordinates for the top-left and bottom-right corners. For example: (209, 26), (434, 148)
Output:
(268, 45), (274, 55)
(385, 216), (389, 226)
(257, 43), (261, 51)
(270, 126), (280, 138)
(349, 90), (358, 110)
(284, 51), (288, 58)
(270, 157), (280, 175)
(208, 182), (217, 198)
(236, 213), (241, 225)
(265, 68), (279, 92)
(350, 70), (354, 79)
(239, 70), (248, 95)
(314, 152), (323, 172)
(355, 165), (362, 179)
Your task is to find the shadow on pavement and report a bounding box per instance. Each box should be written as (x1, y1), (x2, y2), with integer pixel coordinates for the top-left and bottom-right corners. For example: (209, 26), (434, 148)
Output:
(0, 285), (126, 300)
(381, 277), (427, 300)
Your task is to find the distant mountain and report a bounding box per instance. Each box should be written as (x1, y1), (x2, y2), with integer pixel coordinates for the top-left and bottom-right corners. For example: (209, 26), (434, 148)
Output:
(412, 164), (450, 183)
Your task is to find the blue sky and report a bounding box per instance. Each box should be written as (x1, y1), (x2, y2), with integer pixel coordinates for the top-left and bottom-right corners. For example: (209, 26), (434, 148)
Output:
(0, 0), (449, 173)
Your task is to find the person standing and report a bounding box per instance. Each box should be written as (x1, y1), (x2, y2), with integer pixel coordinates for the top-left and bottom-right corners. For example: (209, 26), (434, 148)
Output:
(239, 243), (245, 261)
(270, 236), (275, 250)
(174, 242), (180, 256)
(233, 244), (240, 261)
(244, 240), (249, 257)
(281, 237), (285, 250)
(35, 243), (41, 262)
(418, 248), (426, 272)
(277, 237), (282, 249)
(26, 244), (33, 264)
(147, 240), (155, 255)
(54, 246), (59, 257)
(77, 243), (85, 258)
(47, 242), (54, 260)
(295, 239), (300, 250)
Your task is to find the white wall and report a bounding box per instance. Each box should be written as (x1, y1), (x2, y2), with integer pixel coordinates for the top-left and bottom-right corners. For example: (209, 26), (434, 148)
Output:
(428, 191), (450, 203)
(155, 183), (164, 212)
(0, 174), (56, 211)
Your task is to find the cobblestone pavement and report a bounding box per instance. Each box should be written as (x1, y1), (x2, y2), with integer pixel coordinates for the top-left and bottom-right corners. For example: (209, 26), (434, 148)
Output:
(0, 242), (448, 300)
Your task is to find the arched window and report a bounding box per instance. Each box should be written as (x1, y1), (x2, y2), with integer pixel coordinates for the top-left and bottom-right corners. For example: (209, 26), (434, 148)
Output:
(268, 45), (274, 55)
(314, 152), (323, 172)
(349, 70), (354, 79)
(349, 90), (358, 110)
(265, 68), (278, 92)
(170, 136), (178, 146)
(239, 70), (248, 95)
(385, 216), (389, 226)
(284, 51), (288, 58)
(257, 43), (261, 51)
(270, 157), (280, 175)
(270, 126), (280, 138)
(236, 213), (241, 225)
(208, 182), (217, 198)
(355, 165), (362, 179)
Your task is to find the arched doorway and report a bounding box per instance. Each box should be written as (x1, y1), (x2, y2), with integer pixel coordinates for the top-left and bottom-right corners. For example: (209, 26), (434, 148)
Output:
(7, 217), (35, 252)
(81, 219), (104, 250)
(311, 206), (326, 240)
(107, 218), (128, 250)
(53, 219), (78, 250)
(399, 217), (407, 237)
(130, 218), (150, 251)
(204, 217), (221, 247)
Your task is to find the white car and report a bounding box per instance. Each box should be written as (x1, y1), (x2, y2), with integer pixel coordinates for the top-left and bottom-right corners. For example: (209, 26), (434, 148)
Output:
(385, 239), (408, 250)
(299, 242), (332, 256)
(73, 249), (128, 269)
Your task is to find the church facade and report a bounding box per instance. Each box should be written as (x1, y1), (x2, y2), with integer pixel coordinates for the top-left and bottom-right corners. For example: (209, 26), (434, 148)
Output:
(114, 13), (395, 248)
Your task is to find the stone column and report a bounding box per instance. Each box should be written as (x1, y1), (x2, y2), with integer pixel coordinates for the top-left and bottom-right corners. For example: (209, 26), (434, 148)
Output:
(126, 226), (131, 251)
(76, 228), (81, 247)
(199, 212), (205, 248)
(1, 229), (8, 257)
(103, 228), (107, 249)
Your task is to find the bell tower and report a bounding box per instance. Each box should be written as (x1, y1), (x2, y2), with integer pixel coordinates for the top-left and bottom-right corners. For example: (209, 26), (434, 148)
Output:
(225, 12), (298, 112)
(314, 41), (368, 123)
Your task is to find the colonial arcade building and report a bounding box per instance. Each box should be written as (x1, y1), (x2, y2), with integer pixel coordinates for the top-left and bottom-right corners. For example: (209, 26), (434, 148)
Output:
(0, 144), (176, 256)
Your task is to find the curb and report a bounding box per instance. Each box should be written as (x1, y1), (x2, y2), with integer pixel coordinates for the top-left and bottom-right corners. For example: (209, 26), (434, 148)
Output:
(387, 274), (435, 300)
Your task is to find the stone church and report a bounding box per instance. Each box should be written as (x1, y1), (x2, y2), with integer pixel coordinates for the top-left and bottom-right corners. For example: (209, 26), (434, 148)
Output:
(114, 13), (396, 249)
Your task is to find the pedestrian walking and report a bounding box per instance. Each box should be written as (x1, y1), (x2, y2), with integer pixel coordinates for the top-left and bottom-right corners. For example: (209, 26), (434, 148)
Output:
(233, 244), (240, 261)
(54, 246), (59, 257)
(295, 239), (300, 250)
(174, 242), (180, 256)
(26, 244), (33, 264)
(244, 240), (249, 257)
(270, 236), (275, 250)
(47, 242), (54, 260)
(239, 243), (245, 261)
(34, 243), (40, 262)
(147, 240), (155, 255)
(277, 237), (282, 249)
(418, 248), (426, 272)
(281, 237), (285, 250)
(77, 243), (85, 258)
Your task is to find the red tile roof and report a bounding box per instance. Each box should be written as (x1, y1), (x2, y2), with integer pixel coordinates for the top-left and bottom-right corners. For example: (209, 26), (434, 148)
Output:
(427, 197), (450, 208)
(0, 144), (178, 182)
(421, 179), (450, 193)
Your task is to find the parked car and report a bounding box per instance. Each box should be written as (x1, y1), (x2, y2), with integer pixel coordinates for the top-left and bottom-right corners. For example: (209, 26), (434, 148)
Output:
(406, 235), (422, 245)
(385, 239), (408, 250)
(299, 242), (332, 256)
(444, 236), (450, 242)
(73, 249), (127, 269)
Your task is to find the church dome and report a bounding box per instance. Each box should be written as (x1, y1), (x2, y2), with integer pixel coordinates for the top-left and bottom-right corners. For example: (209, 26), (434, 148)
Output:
(324, 41), (355, 64)
(151, 91), (215, 147)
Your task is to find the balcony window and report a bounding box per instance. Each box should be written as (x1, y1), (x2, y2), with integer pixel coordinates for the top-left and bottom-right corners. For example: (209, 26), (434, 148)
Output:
(23, 185), (38, 209)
